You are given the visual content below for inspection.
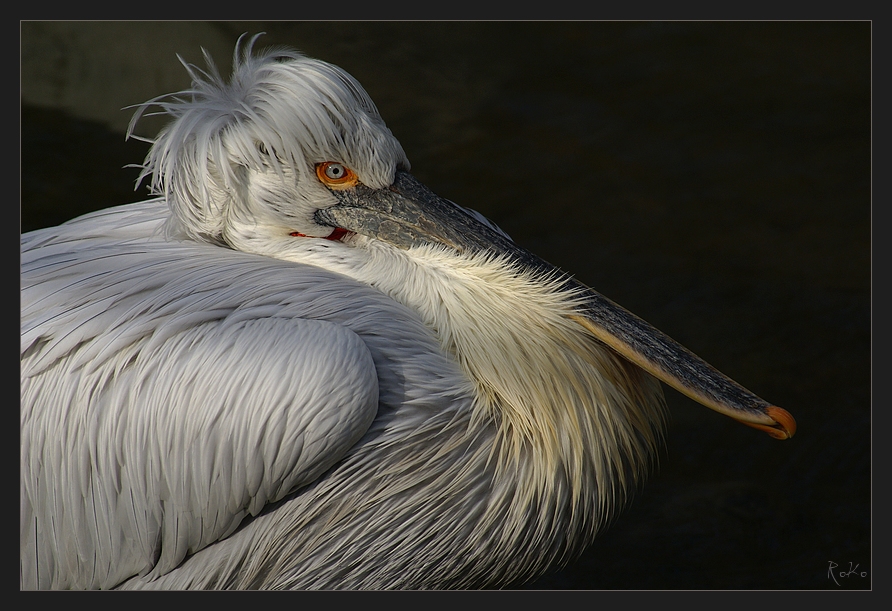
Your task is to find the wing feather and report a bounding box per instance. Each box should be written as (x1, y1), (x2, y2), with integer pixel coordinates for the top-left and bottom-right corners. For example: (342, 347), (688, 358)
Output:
(21, 202), (381, 589)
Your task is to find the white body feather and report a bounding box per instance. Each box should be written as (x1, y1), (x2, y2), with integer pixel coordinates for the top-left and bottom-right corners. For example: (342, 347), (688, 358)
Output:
(21, 37), (665, 589)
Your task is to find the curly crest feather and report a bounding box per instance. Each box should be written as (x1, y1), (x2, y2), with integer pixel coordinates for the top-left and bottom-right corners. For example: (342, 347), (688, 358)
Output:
(127, 33), (409, 244)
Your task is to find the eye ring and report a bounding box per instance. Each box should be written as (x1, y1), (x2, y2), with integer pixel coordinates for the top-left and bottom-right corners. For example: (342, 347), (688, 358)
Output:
(316, 162), (359, 189)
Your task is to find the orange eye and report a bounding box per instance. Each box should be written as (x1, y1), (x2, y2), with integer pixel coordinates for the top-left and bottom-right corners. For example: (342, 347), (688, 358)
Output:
(315, 162), (358, 189)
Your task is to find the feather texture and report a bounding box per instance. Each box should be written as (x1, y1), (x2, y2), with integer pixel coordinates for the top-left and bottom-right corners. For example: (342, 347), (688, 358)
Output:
(21, 35), (667, 590)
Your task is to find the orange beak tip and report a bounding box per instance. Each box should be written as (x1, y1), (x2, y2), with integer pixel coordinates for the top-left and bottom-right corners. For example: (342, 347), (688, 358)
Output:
(737, 405), (796, 439)
(765, 405), (796, 439)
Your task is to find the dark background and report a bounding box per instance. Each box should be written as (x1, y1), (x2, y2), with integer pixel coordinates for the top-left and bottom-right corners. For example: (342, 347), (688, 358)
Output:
(20, 21), (871, 590)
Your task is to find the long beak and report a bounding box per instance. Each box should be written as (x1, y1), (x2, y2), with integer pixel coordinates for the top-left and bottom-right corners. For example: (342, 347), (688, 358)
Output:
(316, 171), (796, 440)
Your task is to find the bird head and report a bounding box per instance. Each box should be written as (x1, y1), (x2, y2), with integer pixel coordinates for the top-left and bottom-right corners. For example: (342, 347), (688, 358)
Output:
(129, 33), (409, 247)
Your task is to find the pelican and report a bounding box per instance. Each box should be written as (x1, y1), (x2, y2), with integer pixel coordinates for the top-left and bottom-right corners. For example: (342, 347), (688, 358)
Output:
(20, 34), (795, 590)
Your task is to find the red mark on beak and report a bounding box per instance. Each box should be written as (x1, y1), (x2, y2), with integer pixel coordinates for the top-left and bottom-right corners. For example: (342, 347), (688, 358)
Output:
(325, 227), (351, 241)
(289, 227), (351, 241)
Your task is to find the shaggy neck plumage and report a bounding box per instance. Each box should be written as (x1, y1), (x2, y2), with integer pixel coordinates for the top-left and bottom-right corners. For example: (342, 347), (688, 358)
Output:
(249, 234), (667, 556)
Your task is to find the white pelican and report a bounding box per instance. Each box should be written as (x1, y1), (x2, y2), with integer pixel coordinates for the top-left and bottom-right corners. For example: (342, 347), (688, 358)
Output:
(20, 34), (795, 590)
